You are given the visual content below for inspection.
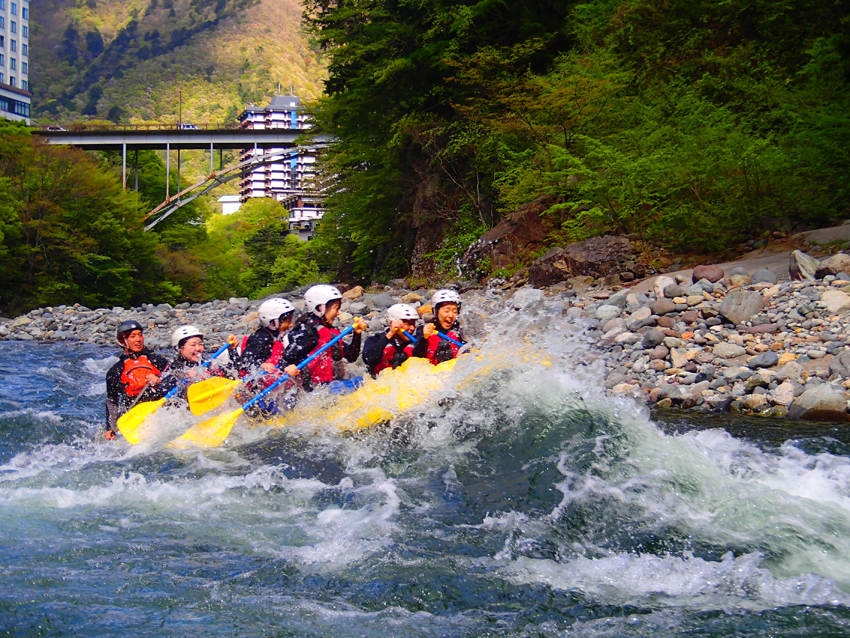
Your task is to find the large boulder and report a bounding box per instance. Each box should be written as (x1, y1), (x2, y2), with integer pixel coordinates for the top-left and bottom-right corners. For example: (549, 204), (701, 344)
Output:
(789, 250), (819, 281)
(459, 195), (560, 278)
(816, 253), (850, 278)
(526, 235), (642, 288)
(788, 385), (850, 421)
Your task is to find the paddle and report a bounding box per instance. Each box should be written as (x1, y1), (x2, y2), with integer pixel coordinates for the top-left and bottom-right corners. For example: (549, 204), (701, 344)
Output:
(171, 325), (356, 449)
(436, 330), (465, 348)
(116, 343), (230, 444)
(401, 330), (417, 344)
(187, 340), (295, 416)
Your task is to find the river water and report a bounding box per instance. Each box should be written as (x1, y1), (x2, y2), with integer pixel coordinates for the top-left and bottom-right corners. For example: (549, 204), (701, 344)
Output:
(2, 315), (850, 636)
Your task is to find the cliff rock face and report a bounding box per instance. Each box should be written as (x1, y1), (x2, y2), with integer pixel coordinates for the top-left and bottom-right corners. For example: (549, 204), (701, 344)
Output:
(459, 195), (560, 278)
(527, 236), (643, 288)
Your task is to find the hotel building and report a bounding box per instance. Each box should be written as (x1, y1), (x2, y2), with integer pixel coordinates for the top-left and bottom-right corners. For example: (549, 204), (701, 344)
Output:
(0, 0), (29, 123)
(237, 94), (324, 241)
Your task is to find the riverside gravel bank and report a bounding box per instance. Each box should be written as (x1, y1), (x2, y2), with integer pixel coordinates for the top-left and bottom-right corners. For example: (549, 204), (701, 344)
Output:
(6, 254), (850, 423)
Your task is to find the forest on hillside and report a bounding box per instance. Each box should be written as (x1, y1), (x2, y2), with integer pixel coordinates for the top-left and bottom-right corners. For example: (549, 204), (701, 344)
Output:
(4, 0), (850, 314)
(303, 0), (850, 282)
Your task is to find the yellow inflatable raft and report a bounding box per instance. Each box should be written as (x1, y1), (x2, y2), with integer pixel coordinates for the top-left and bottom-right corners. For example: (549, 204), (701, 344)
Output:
(269, 356), (458, 433)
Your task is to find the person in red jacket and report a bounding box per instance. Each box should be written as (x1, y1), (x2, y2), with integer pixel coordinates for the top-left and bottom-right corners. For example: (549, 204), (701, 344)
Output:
(234, 298), (299, 383)
(362, 303), (423, 377)
(282, 285), (367, 391)
(104, 320), (169, 439)
(417, 289), (466, 365)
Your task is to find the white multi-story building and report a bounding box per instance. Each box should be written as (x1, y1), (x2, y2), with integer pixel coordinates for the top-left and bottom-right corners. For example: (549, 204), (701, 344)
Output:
(0, 0), (29, 123)
(237, 94), (324, 241)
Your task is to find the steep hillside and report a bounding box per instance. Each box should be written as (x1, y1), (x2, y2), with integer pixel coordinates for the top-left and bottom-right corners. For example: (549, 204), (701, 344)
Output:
(31, 0), (326, 125)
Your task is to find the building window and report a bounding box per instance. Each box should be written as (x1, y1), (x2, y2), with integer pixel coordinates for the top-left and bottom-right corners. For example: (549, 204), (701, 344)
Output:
(0, 55), (4, 66)
(22, 6), (26, 19)
(22, 26), (26, 39)
(10, 40), (16, 53)
(21, 44), (26, 56)
(9, 58), (15, 71)
(0, 1), (5, 11)
(20, 79), (25, 90)
(10, 21), (15, 34)
(21, 61), (25, 74)
(0, 73), (4, 84)
(10, 2), (16, 15)
(0, 17), (4, 29)
(9, 76), (15, 87)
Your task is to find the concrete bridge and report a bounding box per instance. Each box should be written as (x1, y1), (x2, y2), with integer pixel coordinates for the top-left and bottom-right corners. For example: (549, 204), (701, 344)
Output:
(32, 124), (330, 229)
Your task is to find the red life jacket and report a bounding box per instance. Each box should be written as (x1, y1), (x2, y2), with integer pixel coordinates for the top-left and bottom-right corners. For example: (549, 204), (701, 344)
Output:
(308, 325), (342, 384)
(120, 356), (162, 397)
(374, 341), (414, 375)
(260, 340), (289, 389)
(425, 328), (462, 365)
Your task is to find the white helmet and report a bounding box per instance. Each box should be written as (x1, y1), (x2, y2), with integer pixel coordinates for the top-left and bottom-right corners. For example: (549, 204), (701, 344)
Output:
(305, 284), (343, 316)
(431, 289), (461, 312)
(171, 325), (203, 348)
(258, 298), (296, 329)
(386, 303), (419, 322)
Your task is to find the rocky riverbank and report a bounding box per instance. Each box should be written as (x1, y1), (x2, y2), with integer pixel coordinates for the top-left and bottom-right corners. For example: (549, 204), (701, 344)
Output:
(5, 248), (850, 422)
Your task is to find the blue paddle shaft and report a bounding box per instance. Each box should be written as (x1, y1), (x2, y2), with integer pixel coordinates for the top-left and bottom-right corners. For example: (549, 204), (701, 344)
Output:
(242, 325), (355, 411)
(163, 342), (231, 400)
(437, 330), (465, 348)
(401, 330), (417, 344)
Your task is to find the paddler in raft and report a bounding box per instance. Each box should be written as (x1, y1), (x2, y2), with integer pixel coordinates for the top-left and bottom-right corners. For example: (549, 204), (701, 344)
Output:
(281, 285), (367, 392)
(362, 303), (425, 378)
(158, 325), (227, 402)
(417, 289), (466, 364)
(228, 298), (300, 415)
(104, 320), (170, 440)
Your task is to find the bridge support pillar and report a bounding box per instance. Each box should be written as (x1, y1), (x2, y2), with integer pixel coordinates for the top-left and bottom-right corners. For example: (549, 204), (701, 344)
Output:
(122, 143), (127, 190)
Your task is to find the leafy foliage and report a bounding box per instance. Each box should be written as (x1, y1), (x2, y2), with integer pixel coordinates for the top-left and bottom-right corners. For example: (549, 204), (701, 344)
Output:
(0, 121), (179, 313)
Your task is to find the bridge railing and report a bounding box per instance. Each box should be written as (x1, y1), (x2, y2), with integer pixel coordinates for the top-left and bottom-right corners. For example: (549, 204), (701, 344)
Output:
(37, 122), (245, 132)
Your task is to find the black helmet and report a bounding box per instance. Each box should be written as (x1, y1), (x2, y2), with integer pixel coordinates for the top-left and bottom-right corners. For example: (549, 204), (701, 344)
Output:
(116, 320), (144, 339)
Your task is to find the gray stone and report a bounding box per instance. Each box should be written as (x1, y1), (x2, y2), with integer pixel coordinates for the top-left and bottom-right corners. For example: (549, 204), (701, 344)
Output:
(729, 266), (750, 278)
(751, 268), (778, 285)
(511, 287), (545, 309)
(595, 304), (622, 321)
(719, 289), (765, 325)
(663, 284), (684, 299)
(820, 289), (850, 314)
(788, 385), (850, 421)
(829, 350), (850, 378)
(642, 330), (665, 349)
(651, 299), (676, 315)
(789, 250), (819, 281)
(747, 351), (779, 369)
(713, 342), (747, 358)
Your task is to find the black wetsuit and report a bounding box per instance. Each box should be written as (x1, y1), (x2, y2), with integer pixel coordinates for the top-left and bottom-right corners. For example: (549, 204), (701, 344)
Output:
(104, 348), (170, 435)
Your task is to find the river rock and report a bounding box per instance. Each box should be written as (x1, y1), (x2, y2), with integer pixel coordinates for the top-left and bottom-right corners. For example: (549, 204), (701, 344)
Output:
(751, 268), (778, 285)
(747, 351), (779, 369)
(719, 289), (765, 325)
(788, 385), (850, 421)
(816, 253), (850, 278)
(820, 289), (850, 314)
(828, 350), (850, 378)
(512, 287), (545, 309)
(713, 342), (747, 359)
(692, 265), (724, 283)
(789, 250), (819, 281)
(526, 235), (639, 288)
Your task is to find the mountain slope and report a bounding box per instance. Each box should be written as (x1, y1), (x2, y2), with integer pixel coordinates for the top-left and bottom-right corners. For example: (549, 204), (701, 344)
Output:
(31, 0), (326, 125)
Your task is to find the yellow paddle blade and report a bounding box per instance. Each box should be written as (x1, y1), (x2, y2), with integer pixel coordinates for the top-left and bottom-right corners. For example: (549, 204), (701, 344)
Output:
(116, 398), (165, 445)
(169, 407), (244, 450)
(187, 377), (242, 416)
